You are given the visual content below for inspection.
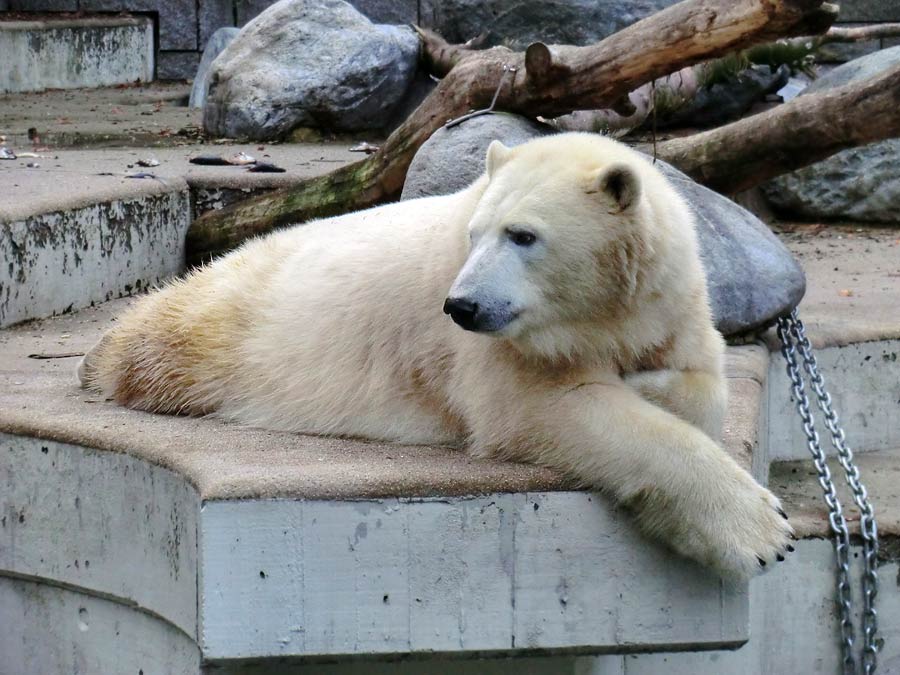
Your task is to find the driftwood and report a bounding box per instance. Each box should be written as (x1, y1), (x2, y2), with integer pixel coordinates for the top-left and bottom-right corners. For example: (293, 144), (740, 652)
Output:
(809, 22), (900, 44)
(654, 62), (900, 194)
(187, 0), (838, 263)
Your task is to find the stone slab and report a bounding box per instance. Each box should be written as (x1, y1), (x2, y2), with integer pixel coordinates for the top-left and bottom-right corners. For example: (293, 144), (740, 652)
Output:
(767, 226), (900, 349)
(767, 340), (900, 460)
(201, 494), (748, 661)
(0, 81), (199, 149)
(0, 144), (359, 224)
(600, 539), (900, 675)
(0, 17), (154, 93)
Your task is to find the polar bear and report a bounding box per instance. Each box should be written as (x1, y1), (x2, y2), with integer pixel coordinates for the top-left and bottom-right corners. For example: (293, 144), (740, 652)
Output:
(79, 133), (793, 578)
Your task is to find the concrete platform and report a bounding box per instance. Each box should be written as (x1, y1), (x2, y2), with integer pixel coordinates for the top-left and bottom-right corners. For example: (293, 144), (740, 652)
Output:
(2, 238), (900, 671)
(0, 301), (767, 666)
(0, 16), (154, 93)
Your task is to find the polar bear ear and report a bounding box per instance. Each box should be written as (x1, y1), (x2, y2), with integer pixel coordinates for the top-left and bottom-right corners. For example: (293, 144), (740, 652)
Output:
(588, 163), (641, 212)
(485, 140), (512, 178)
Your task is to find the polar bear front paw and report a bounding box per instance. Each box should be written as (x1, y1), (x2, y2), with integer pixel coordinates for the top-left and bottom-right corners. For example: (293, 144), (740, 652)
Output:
(631, 468), (796, 580)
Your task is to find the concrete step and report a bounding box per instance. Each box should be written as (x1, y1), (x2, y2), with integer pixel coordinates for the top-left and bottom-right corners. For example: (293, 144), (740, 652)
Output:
(771, 446), (900, 539)
(0, 144), (359, 328)
(0, 15), (154, 94)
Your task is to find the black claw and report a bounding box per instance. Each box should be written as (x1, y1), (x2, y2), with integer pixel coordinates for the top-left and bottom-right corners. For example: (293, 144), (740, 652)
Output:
(778, 508), (788, 520)
(757, 556), (767, 567)
(776, 553), (785, 562)
(786, 545), (795, 553)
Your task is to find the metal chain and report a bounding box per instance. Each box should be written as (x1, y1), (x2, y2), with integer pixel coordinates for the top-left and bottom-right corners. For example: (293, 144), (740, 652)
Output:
(787, 311), (880, 674)
(776, 310), (880, 675)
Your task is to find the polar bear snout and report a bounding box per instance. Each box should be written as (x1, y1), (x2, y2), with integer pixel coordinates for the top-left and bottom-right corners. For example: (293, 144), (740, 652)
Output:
(443, 297), (479, 330)
(443, 296), (518, 333)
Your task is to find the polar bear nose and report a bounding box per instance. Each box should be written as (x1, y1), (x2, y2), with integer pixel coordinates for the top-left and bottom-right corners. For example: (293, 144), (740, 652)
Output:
(443, 297), (479, 330)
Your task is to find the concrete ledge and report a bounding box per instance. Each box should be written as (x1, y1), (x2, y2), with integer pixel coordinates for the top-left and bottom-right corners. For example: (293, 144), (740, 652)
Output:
(0, 189), (190, 328)
(0, 17), (154, 93)
(771, 447), (900, 539)
(201, 494), (748, 661)
(0, 577), (200, 675)
(0, 433), (200, 639)
(766, 340), (900, 460)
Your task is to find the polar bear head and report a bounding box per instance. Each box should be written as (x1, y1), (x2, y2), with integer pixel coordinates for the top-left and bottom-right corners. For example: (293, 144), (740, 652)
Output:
(444, 133), (670, 360)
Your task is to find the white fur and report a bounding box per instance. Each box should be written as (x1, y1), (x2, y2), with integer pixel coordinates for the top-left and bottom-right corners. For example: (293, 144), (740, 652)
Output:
(80, 133), (793, 578)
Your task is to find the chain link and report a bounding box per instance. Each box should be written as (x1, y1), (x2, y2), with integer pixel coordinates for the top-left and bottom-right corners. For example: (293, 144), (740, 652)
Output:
(776, 311), (880, 674)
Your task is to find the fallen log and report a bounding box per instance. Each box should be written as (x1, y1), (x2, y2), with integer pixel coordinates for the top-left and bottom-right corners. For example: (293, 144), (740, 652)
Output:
(187, 0), (837, 263)
(653, 62), (900, 194)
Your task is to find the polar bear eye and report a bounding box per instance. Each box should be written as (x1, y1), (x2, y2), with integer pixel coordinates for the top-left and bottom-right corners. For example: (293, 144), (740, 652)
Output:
(507, 229), (537, 247)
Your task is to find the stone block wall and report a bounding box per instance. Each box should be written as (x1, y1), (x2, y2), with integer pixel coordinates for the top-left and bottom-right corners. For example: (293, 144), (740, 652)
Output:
(3, 0), (899, 80)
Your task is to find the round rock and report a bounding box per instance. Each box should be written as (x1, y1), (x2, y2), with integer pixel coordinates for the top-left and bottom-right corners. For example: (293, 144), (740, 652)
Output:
(402, 115), (805, 336)
(762, 47), (900, 224)
(203, 0), (420, 140)
(190, 27), (240, 110)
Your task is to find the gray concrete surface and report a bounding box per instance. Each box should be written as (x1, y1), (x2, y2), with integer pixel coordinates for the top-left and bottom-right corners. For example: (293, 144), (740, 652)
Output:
(201, 494), (748, 661)
(767, 340), (900, 460)
(1, 433), (200, 638)
(0, 187), (190, 327)
(0, 81), (199, 148)
(772, 447), (900, 538)
(0, 577), (201, 675)
(0, 144), (360, 223)
(0, 17), (153, 93)
(0, 143), (359, 326)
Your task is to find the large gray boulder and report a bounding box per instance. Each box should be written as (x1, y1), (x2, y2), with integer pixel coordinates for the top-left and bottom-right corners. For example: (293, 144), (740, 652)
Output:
(402, 114), (552, 201)
(762, 47), (900, 223)
(420, 0), (680, 49)
(402, 115), (805, 337)
(203, 0), (419, 140)
(190, 27), (240, 109)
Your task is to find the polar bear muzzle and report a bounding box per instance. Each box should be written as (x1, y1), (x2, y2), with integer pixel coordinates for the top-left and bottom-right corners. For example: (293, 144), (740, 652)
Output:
(443, 296), (519, 333)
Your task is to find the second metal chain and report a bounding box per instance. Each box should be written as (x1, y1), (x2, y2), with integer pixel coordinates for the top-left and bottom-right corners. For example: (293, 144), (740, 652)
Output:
(776, 310), (879, 675)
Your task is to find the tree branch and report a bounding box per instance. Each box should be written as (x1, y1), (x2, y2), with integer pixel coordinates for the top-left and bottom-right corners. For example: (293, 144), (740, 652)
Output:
(654, 62), (900, 194)
(187, 0), (837, 264)
(818, 22), (900, 43)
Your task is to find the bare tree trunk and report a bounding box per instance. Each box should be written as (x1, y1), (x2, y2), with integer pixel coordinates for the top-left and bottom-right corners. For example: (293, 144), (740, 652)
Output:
(653, 62), (900, 194)
(187, 0), (838, 263)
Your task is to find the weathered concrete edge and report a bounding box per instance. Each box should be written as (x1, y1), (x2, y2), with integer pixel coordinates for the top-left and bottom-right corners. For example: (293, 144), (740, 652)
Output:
(0, 17), (153, 31)
(199, 494), (750, 661)
(0, 433), (200, 641)
(0, 178), (187, 226)
(1, 576), (201, 675)
(0, 189), (190, 328)
(766, 338), (900, 459)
